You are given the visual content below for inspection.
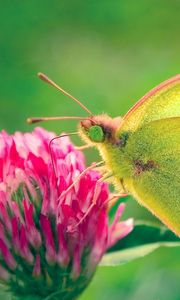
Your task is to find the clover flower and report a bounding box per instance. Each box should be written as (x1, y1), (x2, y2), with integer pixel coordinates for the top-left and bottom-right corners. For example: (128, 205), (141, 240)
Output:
(0, 127), (133, 300)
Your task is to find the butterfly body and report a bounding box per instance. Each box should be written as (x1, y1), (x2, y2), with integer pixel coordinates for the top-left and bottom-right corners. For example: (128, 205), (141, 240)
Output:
(79, 75), (180, 236)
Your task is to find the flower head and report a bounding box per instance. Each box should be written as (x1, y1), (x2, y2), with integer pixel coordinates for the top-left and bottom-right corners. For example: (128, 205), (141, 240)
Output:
(0, 127), (133, 299)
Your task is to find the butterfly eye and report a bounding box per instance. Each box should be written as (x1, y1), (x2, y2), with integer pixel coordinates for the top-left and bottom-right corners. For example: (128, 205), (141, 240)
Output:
(88, 125), (105, 142)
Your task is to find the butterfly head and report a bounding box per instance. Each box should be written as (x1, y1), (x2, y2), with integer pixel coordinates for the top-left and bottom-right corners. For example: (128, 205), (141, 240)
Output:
(79, 115), (122, 145)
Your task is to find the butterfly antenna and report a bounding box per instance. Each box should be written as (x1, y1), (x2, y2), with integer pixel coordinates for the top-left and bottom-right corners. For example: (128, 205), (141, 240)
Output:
(27, 116), (89, 124)
(38, 72), (93, 116)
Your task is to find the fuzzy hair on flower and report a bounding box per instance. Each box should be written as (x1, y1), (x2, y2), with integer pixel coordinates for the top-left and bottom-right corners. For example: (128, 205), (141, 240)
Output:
(0, 127), (133, 300)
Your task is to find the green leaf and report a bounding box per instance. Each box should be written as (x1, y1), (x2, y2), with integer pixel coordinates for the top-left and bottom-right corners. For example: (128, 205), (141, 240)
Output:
(100, 242), (180, 266)
(109, 221), (180, 252)
(100, 222), (180, 266)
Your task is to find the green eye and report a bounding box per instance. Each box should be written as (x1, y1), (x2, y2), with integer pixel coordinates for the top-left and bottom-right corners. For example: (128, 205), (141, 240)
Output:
(88, 125), (105, 142)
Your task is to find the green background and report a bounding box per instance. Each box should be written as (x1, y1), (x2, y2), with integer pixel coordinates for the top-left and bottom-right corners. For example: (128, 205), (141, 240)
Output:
(0, 1), (179, 299)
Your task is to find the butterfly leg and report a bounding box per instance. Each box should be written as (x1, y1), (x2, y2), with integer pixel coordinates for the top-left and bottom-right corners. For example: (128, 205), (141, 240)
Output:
(105, 192), (128, 210)
(91, 165), (108, 177)
(58, 161), (105, 202)
(75, 144), (93, 151)
(67, 172), (113, 232)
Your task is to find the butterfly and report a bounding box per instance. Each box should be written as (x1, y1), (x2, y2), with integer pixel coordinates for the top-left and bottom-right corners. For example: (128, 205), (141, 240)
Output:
(28, 73), (180, 236)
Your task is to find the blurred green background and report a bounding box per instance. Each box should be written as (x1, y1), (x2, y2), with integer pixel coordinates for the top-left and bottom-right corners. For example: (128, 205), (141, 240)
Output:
(0, 1), (179, 299)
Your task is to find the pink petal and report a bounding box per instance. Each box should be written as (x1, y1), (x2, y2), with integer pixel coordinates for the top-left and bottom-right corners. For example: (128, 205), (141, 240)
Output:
(40, 214), (56, 263)
(0, 238), (16, 269)
(33, 255), (41, 277)
(57, 223), (70, 267)
(19, 225), (34, 263)
(108, 203), (134, 248)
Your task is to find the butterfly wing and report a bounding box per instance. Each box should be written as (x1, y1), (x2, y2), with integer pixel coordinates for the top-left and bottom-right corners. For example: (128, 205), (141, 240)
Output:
(124, 117), (180, 236)
(119, 74), (180, 133)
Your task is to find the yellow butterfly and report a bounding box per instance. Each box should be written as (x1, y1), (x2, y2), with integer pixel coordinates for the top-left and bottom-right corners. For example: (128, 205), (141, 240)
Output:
(29, 74), (180, 236)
